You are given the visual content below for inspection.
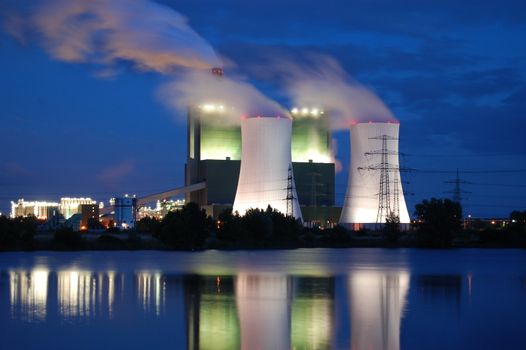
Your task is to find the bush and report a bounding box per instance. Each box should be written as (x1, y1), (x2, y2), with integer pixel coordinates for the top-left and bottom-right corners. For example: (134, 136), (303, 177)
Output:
(155, 202), (212, 249)
(54, 227), (83, 246)
(0, 216), (37, 248)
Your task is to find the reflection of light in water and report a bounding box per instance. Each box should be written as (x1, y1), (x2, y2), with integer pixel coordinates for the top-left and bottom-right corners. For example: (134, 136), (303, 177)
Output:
(349, 271), (410, 350)
(136, 272), (163, 316)
(236, 274), (292, 350)
(291, 278), (333, 350)
(58, 270), (96, 318)
(199, 277), (240, 350)
(9, 269), (49, 322)
(108, 271), (115, 318)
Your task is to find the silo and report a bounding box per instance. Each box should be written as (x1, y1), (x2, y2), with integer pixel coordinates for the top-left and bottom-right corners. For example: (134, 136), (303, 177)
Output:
(233, 116), (302, 220)
(339, 122), (410, 227)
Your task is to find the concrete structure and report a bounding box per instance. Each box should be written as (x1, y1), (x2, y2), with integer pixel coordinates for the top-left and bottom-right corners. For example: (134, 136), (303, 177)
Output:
(110, 195), (137, 229)
(340, 122), (410, 228)
(10, 199), (59, 219)
(233, 117), (302, 220)
(59, 197), (96, 219)
(185, 104), (335, 225)
(79, 204), (99, 230)
(185, 102), (241, 205)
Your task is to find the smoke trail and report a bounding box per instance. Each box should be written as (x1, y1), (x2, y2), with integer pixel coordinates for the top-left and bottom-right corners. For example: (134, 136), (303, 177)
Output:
(262, 55), (396, 129)
(3, 0), (221, 72)
(158, 70), (288, 125)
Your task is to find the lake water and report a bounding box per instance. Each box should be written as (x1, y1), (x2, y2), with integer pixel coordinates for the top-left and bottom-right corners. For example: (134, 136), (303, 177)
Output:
(0, 249), (525, 350)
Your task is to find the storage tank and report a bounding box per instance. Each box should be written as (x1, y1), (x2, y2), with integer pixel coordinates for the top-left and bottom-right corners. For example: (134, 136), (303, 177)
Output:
(233, 116), (302, 220)
(339, 122), (410, 227)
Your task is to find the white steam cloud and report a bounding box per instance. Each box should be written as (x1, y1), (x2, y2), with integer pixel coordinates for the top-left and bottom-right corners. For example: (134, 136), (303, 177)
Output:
(3, 0), (221, 72)
(159, 71), (288, 125)
(269, 55), (396, 129)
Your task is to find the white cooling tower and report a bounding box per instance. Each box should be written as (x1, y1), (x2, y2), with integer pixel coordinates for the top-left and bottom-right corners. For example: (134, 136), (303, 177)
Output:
(340, 122), (410, 226)
(233, 117), (302, 220)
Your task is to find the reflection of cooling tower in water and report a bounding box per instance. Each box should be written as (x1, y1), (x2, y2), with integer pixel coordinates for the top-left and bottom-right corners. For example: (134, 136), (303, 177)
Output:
(233, 117), (302, 220)
(340, 122), (410, 227)
(235, 274), (292, 349)
(348, 271), (410, 350)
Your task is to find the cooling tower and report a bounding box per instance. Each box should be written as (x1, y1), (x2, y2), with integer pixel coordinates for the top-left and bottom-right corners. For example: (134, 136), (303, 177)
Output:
(233, 117), (302, 220)
(340, 122), (410, 226)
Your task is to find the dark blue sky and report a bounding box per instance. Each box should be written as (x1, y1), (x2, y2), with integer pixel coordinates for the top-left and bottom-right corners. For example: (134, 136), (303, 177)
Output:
(1, 0), (525, 217)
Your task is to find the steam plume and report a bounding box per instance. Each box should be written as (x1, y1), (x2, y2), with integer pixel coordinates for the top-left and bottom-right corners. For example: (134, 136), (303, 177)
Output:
(266, 55), (396, 129)
(3, 0), (221, 72)
(159, 70), (288, 125)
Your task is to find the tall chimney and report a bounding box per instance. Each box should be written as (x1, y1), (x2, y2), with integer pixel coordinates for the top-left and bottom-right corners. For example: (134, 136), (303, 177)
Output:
(211, 67), (223, 77)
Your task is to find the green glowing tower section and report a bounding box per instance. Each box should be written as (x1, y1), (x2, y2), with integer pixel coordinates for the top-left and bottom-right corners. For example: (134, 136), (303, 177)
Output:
(200, 122), (241, 160)
(188, 106), (241, 161)
(291, 108), (332, 163)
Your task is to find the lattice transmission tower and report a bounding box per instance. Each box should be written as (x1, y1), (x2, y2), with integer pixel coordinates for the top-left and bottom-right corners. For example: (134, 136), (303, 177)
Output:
(445, 168), (470, 206)
(359, 135), (410, 224)
(285, 165), (296, 217)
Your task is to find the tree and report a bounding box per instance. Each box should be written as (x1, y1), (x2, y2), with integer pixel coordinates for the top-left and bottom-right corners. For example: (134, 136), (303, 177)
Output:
(414, 198), (462, 247)
(384, 212), (401, 243)
(136, 216), (160, 234)
(216, 209), (246, 241)
(0, 215), (37, 248)
(155, 202), (212, 249)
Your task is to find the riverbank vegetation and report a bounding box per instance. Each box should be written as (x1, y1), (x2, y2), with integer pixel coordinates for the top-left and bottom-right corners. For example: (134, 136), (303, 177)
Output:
(1, 199), (525, 251)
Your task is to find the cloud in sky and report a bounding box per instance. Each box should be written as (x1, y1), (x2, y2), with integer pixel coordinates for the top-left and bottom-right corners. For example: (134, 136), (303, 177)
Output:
(3, 0), (221, 73)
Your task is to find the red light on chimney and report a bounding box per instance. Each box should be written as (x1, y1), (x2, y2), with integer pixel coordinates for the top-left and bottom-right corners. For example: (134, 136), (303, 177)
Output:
(211, 67), (223, 77)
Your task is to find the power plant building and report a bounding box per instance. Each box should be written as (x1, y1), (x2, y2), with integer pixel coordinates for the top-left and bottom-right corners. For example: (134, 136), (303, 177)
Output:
(59, 197), (96, 219)
(10, 199), (60, 220)
(339, 122), (410, 228)
(185, 103), (337, 223)
(110, 196), (137, 229)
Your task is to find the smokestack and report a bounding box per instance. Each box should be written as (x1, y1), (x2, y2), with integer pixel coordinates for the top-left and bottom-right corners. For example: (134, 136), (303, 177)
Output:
(211, 67), (224, 77)
(339, 122), (410, 227)
(233, 116), (302, 220)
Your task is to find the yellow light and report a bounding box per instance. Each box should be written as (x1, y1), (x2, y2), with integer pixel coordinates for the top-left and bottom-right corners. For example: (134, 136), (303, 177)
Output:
(301, 108), (309, 115)
(311, 108), (319, 116)
(291, 108), (299, 114)
(202, 104), (216, 112)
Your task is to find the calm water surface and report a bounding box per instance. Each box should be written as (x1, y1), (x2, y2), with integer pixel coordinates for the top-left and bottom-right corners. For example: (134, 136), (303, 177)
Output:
(1, 248), (525, 350)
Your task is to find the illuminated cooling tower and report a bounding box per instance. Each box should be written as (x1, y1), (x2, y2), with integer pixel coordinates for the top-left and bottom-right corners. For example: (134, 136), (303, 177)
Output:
(233, 117), (302, 220)
(340, 122), (410, 226)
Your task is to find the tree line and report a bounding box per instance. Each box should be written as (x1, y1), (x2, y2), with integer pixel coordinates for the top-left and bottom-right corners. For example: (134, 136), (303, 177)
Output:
(1, 199), (525, 250)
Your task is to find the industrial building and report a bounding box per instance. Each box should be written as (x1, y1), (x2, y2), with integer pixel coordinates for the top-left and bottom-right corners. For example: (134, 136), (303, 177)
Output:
(110, 195), (137, 229)
(184, 85), (338, 224)
(10, 199), (59, 220)
(59, 197), (96, 219)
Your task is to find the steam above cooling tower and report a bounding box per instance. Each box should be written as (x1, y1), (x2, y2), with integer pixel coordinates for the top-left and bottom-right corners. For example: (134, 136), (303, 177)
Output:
(233, 117), (302, 220)
(340, 122), (410, 227)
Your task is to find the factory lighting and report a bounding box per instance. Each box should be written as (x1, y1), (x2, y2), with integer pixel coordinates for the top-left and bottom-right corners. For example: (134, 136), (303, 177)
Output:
(200, 103), (226, 113)
(291, 107), (324, 117)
